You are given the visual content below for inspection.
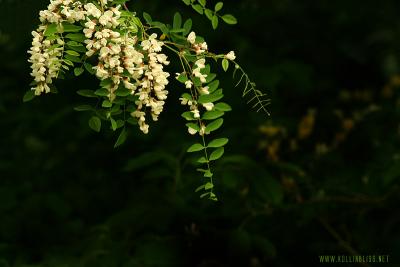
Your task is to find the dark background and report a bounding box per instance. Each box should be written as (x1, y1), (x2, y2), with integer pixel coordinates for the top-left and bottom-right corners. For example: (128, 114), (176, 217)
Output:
(0, 0), (399, 266)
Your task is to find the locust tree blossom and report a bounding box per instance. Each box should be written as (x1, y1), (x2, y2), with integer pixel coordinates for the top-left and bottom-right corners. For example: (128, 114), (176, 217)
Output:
(187, 31), (208, 54)
(29, 0), (86, 95)
(225, 51), (236, 60)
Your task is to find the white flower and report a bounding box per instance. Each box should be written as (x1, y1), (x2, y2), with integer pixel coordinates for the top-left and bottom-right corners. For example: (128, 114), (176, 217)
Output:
(85, 20), (96, 30)
(195, 58), (206, 69)
(111, 6), (121, 17)
(84, 3), (101, 18)
(99, 10), (114, 26)
(187, 31), (196, 45)
(185, 80), (193, 89)
(225, 51), (236, 60)
(83, 28), (94, 38)
(199, 124), (206, 136)
(188, 126), (197, 135)
(191, 108), (200, 118)
(199, 86), (209, 95)
(179, 97), (188, 105)
(203, 102), (214, 111)
(200, 42), (208, 50)
(99, 46), (110, 59)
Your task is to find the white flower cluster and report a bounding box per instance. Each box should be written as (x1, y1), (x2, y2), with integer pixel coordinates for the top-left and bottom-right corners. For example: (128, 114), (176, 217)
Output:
(28, 32), (64, 95)
(82, 2), (170, 134)
(28, 0), (86, 95)
(29, 0), (171, 134)
(83, 2), (124, 99)
(39, 0), (86, 24)
(187, 31), (208, 55)
(130, 34), (170, 134)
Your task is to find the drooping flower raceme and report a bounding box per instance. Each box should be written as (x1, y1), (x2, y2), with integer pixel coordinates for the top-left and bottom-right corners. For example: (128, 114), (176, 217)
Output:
(28, 0), (86, 95)
(28, 0), (170, 134)
(26, 0), (264, 201)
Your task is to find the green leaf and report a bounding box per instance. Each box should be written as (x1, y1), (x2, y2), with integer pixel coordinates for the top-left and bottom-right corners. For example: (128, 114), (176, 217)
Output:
(74, 105), (92, 111)
(48, 44), (61, 51)
(173, 12), (182, 29)
(212, 15), (219, 29)
(89, 116), (101, 132)
(77, 90), (96, 98)
(202, 110), (224, 120)
(215, 2), (223, 11)
(67, 44), (86, 53)
(192, 4), (204, 14)
(204, 9), (214, 20)
(187, 143), (204, 152)
(176, 73), (188, 83)
(65, 50), (80, 57)
(110, 118), (117, 131)
(74, 67), (84, 76)
(23, 90), (35, 102)
(116, 119), (125, 129)
(197, 157), (208, 163)
(198, 91), (224, 104)
(115, 88), (131, 97)
(64, 54), (81, 63)
(195, 184), (205, 192)
(222, 58), (229, 71)
(222, 14), (237, 24)
(205, 73), (217, 83)
(200, 192), (211, 198)
(204, 170), (213, 177)
(181, 111), (196, 121)
(143, 12), (152, 24)
(44, 23), (57, 36)
(114, 128), (127, 148)
(182, 0), (191, 5)
(198, 0), (206, 7)
(100, 79), (113, 87)
(181, 93), (192, 100)
(186, 122), (200, 131)
(84, 63), (95, 74)
(205, 182), (214, 190)
(209, 147), (224, 161)
(63, 58), (74, 66)
(65, 33), (86, 42)
(102, 100), (112, 108)
(61, 23), (83, 32)
(208, 138), (228, 148)
(208, 80), (219, 92)
(183, 19), (192, 35)
(205, 118), (223, 133)
(214, 102), (232, 111)
(209, 192), (218, 201)
(95, 88), (109, 97)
